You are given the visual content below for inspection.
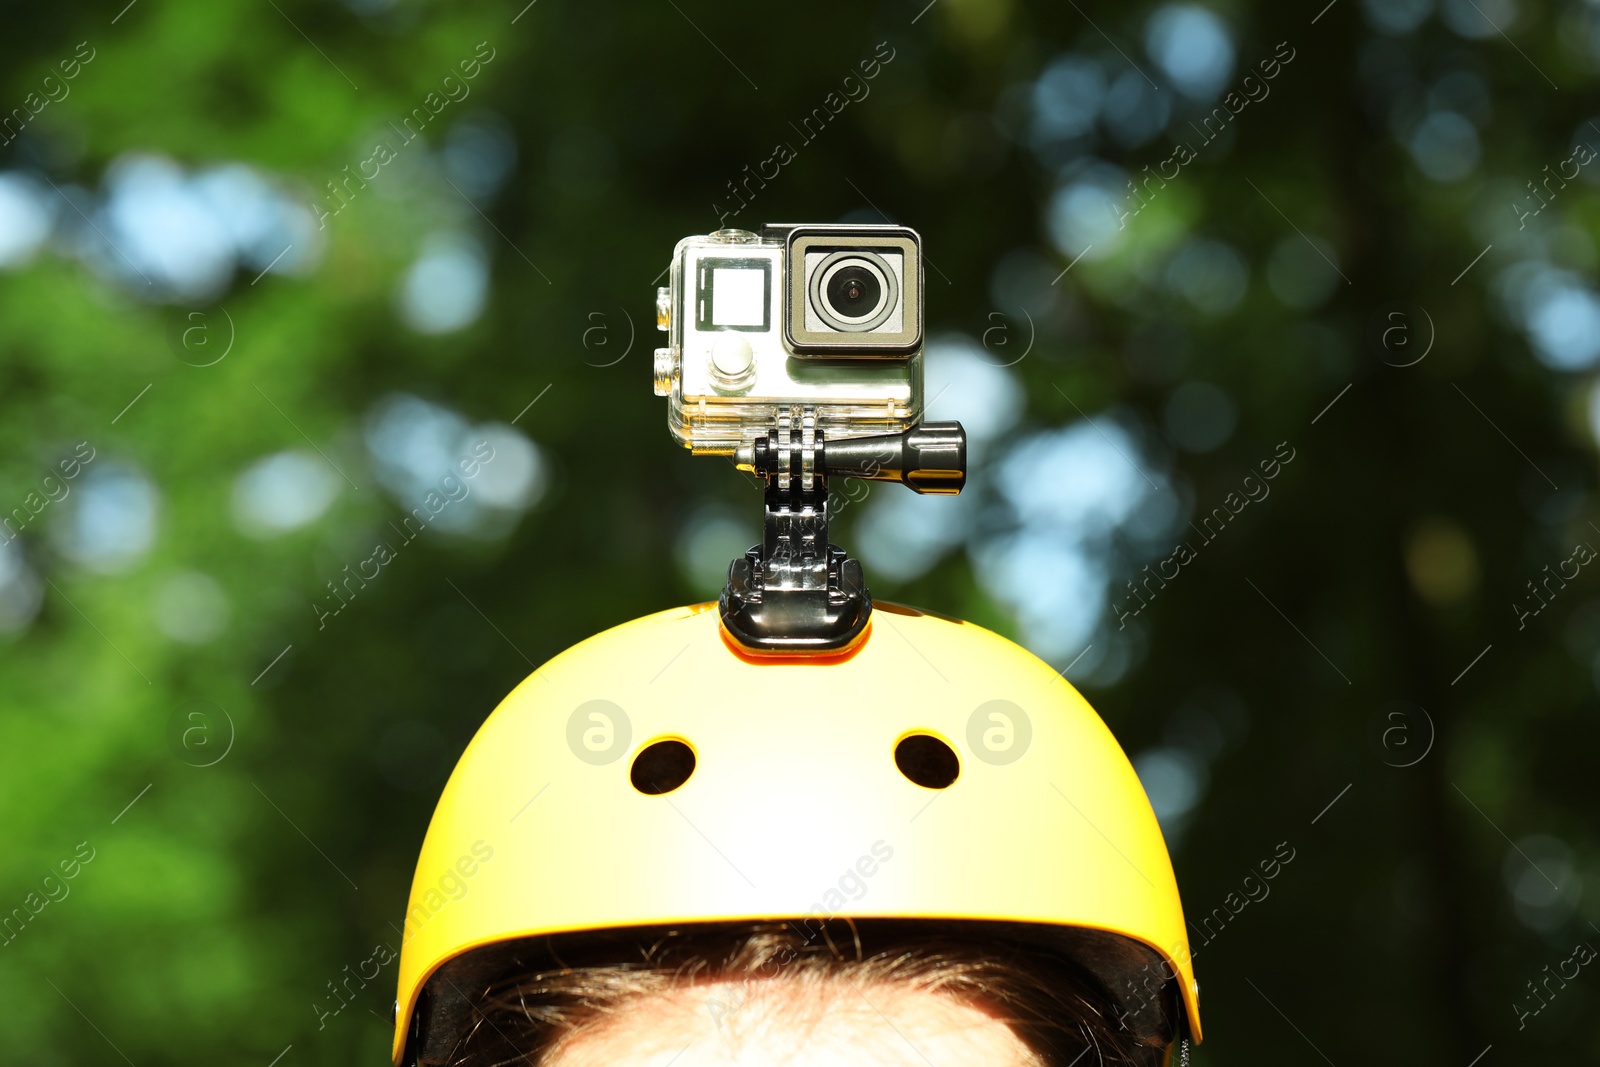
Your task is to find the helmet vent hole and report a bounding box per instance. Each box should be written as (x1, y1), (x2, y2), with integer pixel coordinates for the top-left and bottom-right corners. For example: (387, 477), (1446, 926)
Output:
(631, 739), (696, 795)
(895, 734), (959, 789)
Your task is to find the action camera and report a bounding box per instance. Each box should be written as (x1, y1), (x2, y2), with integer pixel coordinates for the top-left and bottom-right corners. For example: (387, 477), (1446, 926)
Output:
(651, 222), (961, 654)
(653, 223), (924, 455)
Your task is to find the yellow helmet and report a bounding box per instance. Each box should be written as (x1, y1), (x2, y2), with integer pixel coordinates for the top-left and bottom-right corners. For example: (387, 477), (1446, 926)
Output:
(391, 599), (1202, 1064)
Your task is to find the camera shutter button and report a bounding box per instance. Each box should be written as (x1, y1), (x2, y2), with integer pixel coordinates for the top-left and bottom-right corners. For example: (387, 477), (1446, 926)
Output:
(709, 334), (755, 387)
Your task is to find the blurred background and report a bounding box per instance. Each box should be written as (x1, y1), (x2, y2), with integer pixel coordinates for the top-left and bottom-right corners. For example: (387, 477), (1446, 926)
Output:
(2, 0), (1598, 1062)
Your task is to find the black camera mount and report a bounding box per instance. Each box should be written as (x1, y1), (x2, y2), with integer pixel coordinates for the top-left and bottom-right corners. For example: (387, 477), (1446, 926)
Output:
(720, 410), (966, 653)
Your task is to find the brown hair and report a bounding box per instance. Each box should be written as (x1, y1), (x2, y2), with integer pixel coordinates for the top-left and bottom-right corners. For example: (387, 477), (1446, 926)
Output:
(426, 919), (1171, 1067)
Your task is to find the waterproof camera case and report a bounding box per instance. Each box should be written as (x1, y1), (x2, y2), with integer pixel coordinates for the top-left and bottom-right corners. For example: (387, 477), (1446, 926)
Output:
(652, 223), (964, 655)
(654, 224), (923, 454)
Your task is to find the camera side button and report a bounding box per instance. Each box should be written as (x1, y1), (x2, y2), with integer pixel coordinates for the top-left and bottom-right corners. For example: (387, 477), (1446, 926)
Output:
(653, 346), (679, 396)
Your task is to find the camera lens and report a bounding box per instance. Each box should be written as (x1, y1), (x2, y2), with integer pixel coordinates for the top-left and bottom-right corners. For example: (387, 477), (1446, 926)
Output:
(810, 250), (898, 333)
(825, 265), (882, 319)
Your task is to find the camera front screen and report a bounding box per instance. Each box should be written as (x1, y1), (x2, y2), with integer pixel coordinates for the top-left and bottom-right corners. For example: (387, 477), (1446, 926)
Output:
(696, 257), (771, 333)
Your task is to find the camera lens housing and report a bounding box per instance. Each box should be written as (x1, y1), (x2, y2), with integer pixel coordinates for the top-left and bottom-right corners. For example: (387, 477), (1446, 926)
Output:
(812, 251), (898, 332)
(784, 226), (921, 356)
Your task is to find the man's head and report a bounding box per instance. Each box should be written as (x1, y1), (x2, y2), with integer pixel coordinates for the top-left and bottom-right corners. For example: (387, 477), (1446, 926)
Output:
(431, 922), (1169, 1067)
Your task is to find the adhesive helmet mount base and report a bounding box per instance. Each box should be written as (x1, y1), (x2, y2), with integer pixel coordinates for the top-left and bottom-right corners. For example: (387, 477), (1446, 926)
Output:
(721, 408), (966, 653)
